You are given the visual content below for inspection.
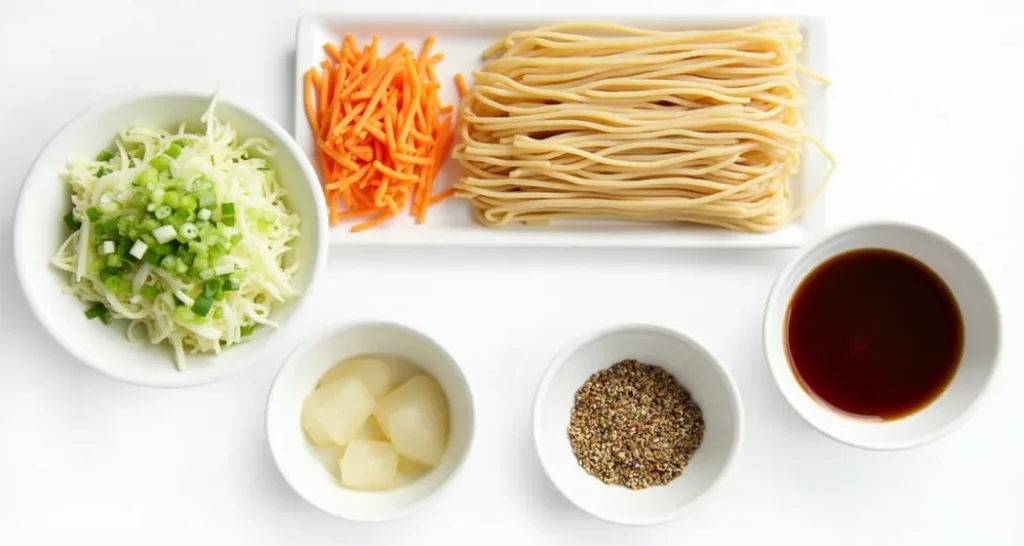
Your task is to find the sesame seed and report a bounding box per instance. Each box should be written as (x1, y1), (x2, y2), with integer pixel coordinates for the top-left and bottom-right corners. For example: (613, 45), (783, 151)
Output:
(567, 359), (705, 490)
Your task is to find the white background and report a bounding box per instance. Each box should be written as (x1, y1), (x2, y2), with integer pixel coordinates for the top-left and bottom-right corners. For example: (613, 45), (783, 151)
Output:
(1, 0), (1022, 544)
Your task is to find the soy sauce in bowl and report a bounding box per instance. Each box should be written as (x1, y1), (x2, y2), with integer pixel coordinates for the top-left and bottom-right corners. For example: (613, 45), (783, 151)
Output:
(785, 249), (964, 421)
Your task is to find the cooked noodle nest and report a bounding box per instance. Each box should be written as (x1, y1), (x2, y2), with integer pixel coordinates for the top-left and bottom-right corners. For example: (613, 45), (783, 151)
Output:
(453, 20), (835, 232)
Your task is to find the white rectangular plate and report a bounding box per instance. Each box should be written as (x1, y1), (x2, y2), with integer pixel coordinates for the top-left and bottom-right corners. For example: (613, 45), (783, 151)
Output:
(295, 14), (827, 248)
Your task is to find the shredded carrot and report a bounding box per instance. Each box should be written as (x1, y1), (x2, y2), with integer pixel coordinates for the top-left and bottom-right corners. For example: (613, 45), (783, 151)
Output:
(303, 35), (456, 231)
(429, 188), (456, 205)
(454, 73), (469, 98)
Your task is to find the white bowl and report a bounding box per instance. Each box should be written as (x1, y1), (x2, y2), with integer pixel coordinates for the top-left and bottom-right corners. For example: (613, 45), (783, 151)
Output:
(266, 321), (475, 521)
(533, 324), (743, 526)
(763, 221), (1001, 450)
(12, 91), (328, 388)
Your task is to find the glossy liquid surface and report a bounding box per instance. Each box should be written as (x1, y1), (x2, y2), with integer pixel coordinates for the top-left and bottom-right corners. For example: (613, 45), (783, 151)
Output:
(786, 249), (964, 420)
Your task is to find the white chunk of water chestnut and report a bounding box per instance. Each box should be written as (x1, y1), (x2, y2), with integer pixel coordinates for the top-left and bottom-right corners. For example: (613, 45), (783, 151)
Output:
(374, 375), (449, 468)
(320, 356), (393, 398)
(302, 378), (375, 446)
(340, 439), (399, 491)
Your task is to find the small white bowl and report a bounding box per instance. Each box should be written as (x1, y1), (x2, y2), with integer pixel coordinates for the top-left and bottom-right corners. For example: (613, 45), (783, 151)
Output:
(13, 91), (328, 388)
(266, 321), (475, 521)
(764, 221), (1001, 450)
(533, 324), (743, 526)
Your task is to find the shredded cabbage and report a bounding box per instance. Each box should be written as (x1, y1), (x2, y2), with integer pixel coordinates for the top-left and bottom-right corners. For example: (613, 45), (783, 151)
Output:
(51, 97), (301, 370)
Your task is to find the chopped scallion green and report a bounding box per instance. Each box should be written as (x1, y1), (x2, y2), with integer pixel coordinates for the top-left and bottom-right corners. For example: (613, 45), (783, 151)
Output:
(63, 212), (81, 231)
(192, 292), (215, 315)
(149, 155), (172, 172)
(136, 167), (158, 187)
(193, 178), (213, 192)
(180, 193), (198, 211)
(140, 218), (161, 232)
(141, 285), (160, 301)
(174, 306), (195, 323)
(149, 186), (165, 205)
(116, 217), (135, 235)
(197, 191), (216, 209)
(179, 222), (199, 240)
(84, 303), (108, 320)
(163, 191), (181, 209)
(172, 208), (192, 223)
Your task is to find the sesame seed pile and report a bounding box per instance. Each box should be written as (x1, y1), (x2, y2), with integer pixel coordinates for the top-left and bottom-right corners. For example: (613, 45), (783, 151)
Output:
(568, 359), (705, 489)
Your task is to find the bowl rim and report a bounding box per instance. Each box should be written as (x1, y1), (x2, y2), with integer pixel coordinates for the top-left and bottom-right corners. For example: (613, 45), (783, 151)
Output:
(264, 319), (477, 522)
(762, 219), (1003, 450)
(12, 89), (329, 388)
(532, 322), (744, 526)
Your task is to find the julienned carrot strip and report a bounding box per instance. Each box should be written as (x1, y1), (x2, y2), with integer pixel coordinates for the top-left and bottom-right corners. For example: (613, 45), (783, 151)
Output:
(303, 35), (456, 231)
(334, 208), (376, 220)
(373, 160), (418, 183)
(325, 43), (342, 62)
(410, 128), (433, 145)
(417, 118), (454, 223)
(455, 73), (468, 98)
(303, 70), (319, 135)
(429, 188), (456, 205)
(352, 210), (396, 233)
(393, 152), (433, 166)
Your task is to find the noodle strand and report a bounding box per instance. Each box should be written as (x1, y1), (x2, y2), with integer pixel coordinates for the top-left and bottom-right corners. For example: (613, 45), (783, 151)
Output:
(454, 20), (833, 232)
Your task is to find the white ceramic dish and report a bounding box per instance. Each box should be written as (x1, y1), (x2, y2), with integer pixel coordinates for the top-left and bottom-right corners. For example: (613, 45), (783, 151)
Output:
(533, 324), (743, 526)
(763, 221), (1001, 450)
(13, 91), (328, 388)
(266, 321), (475, 521)
(294, 14), (828, 248)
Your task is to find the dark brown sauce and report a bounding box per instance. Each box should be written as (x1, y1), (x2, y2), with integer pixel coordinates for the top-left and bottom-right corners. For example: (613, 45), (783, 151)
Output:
(785, 249), (964, 421)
